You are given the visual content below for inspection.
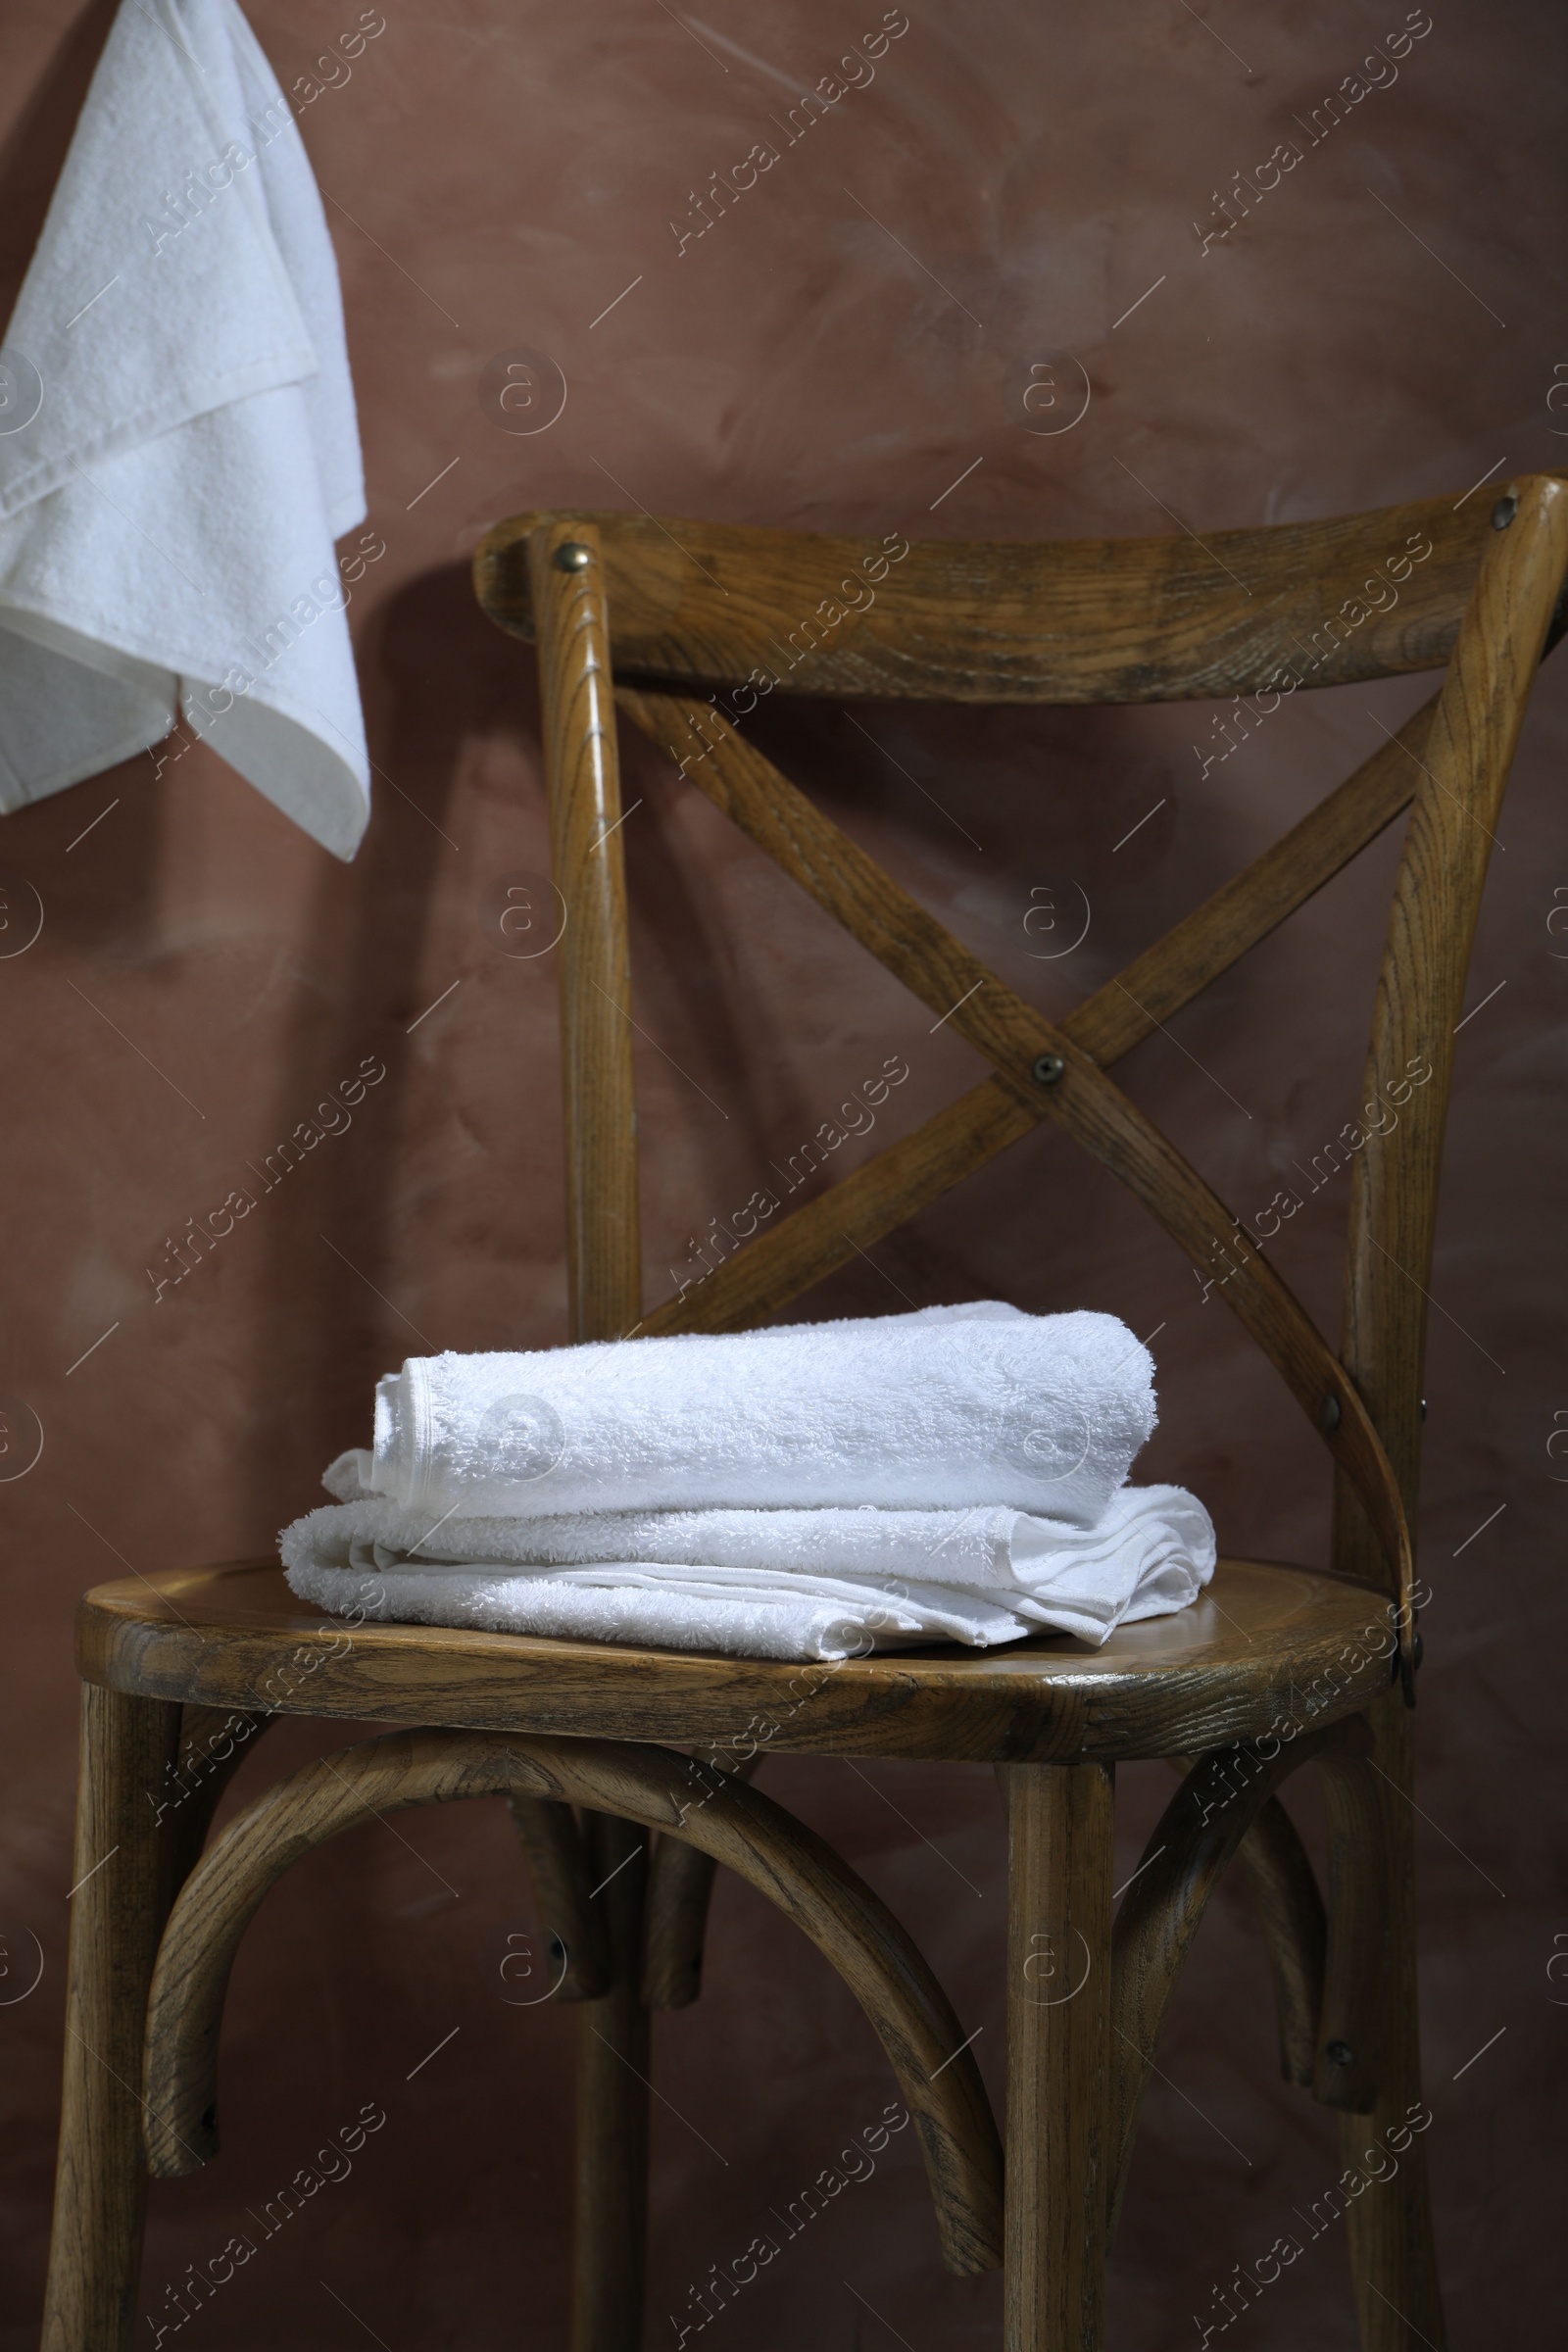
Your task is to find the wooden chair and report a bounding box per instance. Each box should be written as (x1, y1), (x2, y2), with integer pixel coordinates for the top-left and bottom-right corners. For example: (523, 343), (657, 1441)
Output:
(42, 475), (1568, 2352)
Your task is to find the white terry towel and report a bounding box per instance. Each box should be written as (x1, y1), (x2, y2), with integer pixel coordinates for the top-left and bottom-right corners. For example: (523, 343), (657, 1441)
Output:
(350, 1301), (1157, 1530)
(0, 0), (369, 859)
(279, 1483), (1217, 1659)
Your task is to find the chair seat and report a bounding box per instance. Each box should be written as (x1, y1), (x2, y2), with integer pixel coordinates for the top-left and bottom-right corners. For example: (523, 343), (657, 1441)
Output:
(77, 1556), (1396, 1762)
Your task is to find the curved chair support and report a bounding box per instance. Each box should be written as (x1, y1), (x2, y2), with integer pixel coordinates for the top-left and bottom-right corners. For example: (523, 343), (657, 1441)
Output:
(166, 1706), (274, 1894)
(1109, 1714), (1378, 2230)
(643, 1749), (764, 2008)
(142, 1729), (1004, 2275)
(1164, 1754), (1329, 2090)
(1234, 1793), (1328, 2089)
(172, 1721), (615, 2005)
(504, 1792), (612, 2001)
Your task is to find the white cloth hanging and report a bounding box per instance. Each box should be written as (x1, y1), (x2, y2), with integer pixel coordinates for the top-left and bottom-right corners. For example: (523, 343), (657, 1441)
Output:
(0, 0), (370, 858)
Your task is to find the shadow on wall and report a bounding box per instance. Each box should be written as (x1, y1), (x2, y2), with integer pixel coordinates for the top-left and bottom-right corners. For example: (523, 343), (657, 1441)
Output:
(241, 560), (540, 1531)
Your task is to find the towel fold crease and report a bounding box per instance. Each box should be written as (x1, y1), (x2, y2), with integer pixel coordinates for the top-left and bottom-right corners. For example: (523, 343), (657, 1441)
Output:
(280, 1304), (1215, 1660)
(280, 1482), (1216, 1657)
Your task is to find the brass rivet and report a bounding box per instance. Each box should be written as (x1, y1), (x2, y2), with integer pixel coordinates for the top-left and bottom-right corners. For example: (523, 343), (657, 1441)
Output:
(1032, 1052), (1065, 1085)
(554, 541), (593, 571)
(1321, 1396), (1342, 1433)
(1492, 492), (1518, 531)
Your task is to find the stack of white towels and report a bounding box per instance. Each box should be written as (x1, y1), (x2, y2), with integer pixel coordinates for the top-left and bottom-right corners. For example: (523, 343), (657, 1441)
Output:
(280, 1303), (1215, 1661)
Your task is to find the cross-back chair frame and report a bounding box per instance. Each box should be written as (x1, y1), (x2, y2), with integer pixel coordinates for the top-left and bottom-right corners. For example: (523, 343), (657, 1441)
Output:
(478, 478), (1568, 1675)
(468, 472), (1568, 2352)
(37, 480), (1565, 2352)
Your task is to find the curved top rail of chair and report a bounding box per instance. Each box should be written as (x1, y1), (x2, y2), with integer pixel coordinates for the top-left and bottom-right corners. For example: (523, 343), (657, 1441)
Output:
(78, 1558), (1397, 1764)
(470, 491), (1557, 708)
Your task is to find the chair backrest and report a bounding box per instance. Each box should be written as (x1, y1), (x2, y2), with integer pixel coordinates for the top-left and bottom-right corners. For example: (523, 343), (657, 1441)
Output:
(474, 481), (1568, 1697)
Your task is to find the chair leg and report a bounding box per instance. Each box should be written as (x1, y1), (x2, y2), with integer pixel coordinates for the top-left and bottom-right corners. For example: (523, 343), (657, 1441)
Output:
(1342, 1696), (1446, 2350)
(1000, 1760), (1115, 2352)
(571, 1812), (651, 2352)
(42, 1685), (181, 2352)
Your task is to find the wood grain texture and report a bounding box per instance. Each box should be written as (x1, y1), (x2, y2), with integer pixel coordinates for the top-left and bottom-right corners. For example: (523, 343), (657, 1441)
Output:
(1000, 1759), (1115, 2352)
(506, 1792), (611, 2001)
(1336, 475), (1568, 1611)
(41, 484), (1551, 2350)
(141, 1728), (1003, 2273)
(1312, 1744), (1392, 2115)
(1309, 478), (1568, 2352)
(642, 1750), (763, 2009)
(1107, 1718), (1372, 2232)
(1317, 479), (1565, 2351)
(165, 1705), (273, 1896)
(475, 500), (1494, 705)
(619, 683), (1414, 1635)
(1063, 697), (1436, 1065)
(636, 701), (1435, 1342)
(1163, 1752), (1329, 2093)
(1339, 1693), (1446, 2351)
(528, 518), (652, 2352)
(81, 1557), (1396, 1765)
(640, 1072), (1041, 1339)
(41, 1686), (181, 2352)
(1233, 1795), (1328, 2093)
(572, 1809), (649, 2352)
(528, 518), (642, 1346)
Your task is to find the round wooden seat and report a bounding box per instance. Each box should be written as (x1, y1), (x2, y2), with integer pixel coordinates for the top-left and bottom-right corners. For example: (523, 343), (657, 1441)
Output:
(77, 1555), (1396, 1761)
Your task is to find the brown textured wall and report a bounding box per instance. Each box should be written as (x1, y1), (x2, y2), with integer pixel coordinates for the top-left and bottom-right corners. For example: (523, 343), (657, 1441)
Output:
(1, 1), (1564, 2344)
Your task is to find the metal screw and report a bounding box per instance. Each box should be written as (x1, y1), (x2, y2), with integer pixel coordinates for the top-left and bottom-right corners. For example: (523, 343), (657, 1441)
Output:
(1420, 1396), (1427, 1421)
(1032, 1052), (1065, 1085)
(554, 541), (593, 571)
(1492, 492), (1518, 531)
(1324, 2039), (1354, 2069)
(1321, 1396), (1342, 1433)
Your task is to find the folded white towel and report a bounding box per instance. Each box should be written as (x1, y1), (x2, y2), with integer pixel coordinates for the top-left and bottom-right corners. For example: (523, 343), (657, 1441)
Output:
(279, 1483), (1216, 1657)
(352, 1301), (1156, 1529)
(0, 0), (369, 858)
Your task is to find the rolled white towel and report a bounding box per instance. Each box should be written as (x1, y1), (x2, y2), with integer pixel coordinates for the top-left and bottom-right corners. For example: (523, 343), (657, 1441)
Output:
(345, 1301), (1157, 1530)
(278, 1484), (1215, 1658)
